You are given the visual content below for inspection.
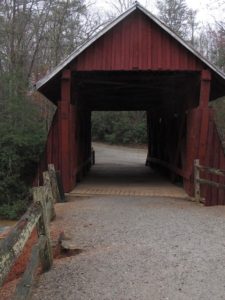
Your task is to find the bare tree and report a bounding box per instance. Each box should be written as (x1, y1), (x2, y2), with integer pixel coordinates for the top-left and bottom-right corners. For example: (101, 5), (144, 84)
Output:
(156, 0), (198, 44)
(199, 24), (225, 72)
(0, 0), (105, 82)
(108, 0), (135, 15)
(0, 0), (105, 131)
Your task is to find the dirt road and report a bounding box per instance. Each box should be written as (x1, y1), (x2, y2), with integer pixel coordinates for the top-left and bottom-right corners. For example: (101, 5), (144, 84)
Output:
(32, 144), (225, 300)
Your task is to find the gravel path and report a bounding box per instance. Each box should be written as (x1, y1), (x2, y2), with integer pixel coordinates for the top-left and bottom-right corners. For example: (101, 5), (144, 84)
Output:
(31, 144), (225, 300)
(32, 197), (225, 300)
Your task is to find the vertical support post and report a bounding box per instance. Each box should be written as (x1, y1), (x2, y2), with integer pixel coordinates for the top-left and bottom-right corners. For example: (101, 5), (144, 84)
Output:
(87, 111), (92, 170)
(172, 114), (186, 181)
(70, 101), (77, 188)
(33, 187), (53, 271)
(194, 159), (201, 202)
(199, 70), (211, 164)
(59, 69), (71, 192)
(48, 164), (61, 202)
(146, 111), (151, 166)
(183, 71), (211, 198)
(43, 171), (56, 221)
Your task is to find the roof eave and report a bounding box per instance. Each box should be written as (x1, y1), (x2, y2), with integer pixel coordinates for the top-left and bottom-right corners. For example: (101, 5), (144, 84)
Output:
(35, 2), (225, 92)
(35, 4), (138, 90)
(137, 5), (225, 81)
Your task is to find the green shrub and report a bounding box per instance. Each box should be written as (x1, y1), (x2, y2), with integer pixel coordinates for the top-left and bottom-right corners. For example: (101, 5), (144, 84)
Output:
(0, 71), (46, 219)
(92, 111), (147, 145)
(0, 199), (29, 220)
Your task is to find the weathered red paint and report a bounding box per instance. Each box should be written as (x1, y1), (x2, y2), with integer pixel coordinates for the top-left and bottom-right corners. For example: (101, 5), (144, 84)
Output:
(199, 70), (211, 164)
(35, 8), (225, 205)
(59, 70), (72, 192)
(71, 11), (203, 72)
(219, 146), (225, 205)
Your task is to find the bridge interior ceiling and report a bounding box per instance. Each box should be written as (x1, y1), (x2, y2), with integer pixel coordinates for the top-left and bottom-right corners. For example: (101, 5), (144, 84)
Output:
(73, 71), (200, 113)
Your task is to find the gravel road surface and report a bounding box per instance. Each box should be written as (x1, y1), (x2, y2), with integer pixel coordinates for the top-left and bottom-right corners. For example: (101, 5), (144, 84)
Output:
(31, 144), (225, 300)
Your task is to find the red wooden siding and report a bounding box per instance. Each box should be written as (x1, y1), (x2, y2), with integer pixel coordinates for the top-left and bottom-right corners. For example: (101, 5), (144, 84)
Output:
(72, 11), (203, 72)
(34, 7), (225, 205)
(34, 102), (92, 192)
(146, 105), (225, 206)
(203, 109), (225, 205)
(184, 108), (225, 206)
(33, 111), (59, 187)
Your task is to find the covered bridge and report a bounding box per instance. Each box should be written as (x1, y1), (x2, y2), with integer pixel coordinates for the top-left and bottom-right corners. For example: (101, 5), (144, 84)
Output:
(35, 3), (225, 205)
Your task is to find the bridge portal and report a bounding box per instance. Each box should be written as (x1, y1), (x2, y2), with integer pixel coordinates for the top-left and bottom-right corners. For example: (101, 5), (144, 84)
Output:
(35, 3), (225, 205)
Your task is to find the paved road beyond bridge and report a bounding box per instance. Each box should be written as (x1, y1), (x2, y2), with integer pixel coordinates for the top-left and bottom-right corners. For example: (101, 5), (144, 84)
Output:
(32, 144), (225, 300)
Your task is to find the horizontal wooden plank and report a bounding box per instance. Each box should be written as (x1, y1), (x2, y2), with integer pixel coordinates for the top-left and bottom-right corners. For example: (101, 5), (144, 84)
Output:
(0, 202), (42, 287)
(13, 236), (47, 300)
(196, 165), (225, 177)
(198, 178), (225, 189)
(149, 157), (189, 179)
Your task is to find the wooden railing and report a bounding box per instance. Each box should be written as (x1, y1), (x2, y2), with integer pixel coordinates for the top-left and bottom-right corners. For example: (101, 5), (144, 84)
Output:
(194, 159), (225, 203)
(0, 164), (63, 300)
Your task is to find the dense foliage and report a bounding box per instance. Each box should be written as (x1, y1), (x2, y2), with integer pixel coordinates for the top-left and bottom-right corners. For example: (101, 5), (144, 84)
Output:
(92, 111), (147, 145)
(0, 0), (92, 219)
(0, 72), (46, 219)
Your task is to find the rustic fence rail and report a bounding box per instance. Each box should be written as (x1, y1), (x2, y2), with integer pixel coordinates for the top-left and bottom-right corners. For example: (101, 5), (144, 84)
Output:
(0, 164), (62, 300)
(194, 159), (225, 203)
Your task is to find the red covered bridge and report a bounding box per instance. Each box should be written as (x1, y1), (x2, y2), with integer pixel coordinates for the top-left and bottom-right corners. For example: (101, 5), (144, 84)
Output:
(35, 3), (225, 206)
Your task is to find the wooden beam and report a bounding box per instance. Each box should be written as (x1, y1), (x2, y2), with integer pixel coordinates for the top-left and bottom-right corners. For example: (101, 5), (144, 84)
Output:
(48, 164), (61, 203)
(198, 178), (225, 189)
(196, 165), (225, 177)
(199, 70), (211, 164)
(59, 70), (72, 192)
(199, 70), (212, 108)
(149, 157), (188, 179)
(33, 187), (53, 271)
(184, 108), (201, 179)
(43, 171), (56, 221)
(13, 236), (47, 300)
(194, 159), (201, 202)
(55, 171), (65, 202)
(172, 114), (186, 181)
(0, 203), (42, 287)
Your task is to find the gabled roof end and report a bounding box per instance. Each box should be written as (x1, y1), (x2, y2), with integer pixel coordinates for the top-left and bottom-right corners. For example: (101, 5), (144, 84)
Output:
(35, 2), (225, 91)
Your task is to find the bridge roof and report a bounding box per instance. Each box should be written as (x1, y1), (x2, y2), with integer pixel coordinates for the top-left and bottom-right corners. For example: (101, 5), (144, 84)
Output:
(35, 2), (225, 99)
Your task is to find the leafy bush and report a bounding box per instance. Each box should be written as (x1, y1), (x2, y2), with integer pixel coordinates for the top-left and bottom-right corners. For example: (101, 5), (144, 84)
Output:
(0, 71), (46, 219)
(0, 199), (29, 220)
(92, 111), (147, 145)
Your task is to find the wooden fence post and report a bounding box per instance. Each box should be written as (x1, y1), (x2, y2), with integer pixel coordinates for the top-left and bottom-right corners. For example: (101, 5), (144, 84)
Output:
(13, 236), (47, 300)
(55, 170), (65, 202)
(194, 159), (201, 202)
(48, 164), (61, 202)
(33, 187), (53, 271)
(0, 203), (42, 287)
(43, 171), (56, 221)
